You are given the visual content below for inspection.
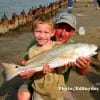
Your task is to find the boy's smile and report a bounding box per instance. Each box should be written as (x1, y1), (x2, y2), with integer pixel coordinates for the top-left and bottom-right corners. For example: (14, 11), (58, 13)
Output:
(33, 23), (53, 46)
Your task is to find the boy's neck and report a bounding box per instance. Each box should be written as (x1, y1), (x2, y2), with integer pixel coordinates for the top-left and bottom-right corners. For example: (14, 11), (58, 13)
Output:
(41, 40), (53, 50)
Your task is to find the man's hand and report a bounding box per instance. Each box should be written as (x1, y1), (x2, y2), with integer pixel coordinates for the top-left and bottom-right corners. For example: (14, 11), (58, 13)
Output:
(75, 57), (91, 75)
(67, 57), (91, 68)
(66, 57), (91, 75)
(75, 57), (91, 68)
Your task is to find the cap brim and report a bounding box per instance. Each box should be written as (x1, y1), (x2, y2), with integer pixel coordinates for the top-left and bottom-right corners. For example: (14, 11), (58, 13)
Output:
(56, 20), (75, 29)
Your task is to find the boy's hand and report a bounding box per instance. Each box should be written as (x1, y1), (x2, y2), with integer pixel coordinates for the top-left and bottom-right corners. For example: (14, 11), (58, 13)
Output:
(19, 70), (36, 78)
(20, 59), (27, 66)
(43, 63), (53, 73)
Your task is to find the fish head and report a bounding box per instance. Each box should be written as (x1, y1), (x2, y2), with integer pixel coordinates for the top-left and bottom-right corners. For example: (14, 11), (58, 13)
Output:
(84, 44), (98, 56)
(72, 43), (98, 57)
(90, 44), (98, 55)
(1, 62), (21, 81)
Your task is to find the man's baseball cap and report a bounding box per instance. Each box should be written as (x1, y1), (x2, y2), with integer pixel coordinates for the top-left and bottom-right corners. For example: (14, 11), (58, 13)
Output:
(54, 10), (77, 29)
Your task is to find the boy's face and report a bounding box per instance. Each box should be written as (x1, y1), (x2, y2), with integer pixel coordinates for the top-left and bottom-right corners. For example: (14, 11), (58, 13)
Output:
(33, 23), (53, 46)
(55, 23), (75, 43)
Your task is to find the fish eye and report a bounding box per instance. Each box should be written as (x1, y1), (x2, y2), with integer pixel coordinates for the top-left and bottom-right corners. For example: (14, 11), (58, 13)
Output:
(15, 66), (18, 68)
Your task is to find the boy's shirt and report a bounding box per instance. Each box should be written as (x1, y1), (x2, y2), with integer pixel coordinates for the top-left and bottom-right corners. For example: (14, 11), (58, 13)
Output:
(27, 41), (66, 99)
(33, 73), (66, 99)
(28, 43), (46, 59)
(24, 39), (37, 60)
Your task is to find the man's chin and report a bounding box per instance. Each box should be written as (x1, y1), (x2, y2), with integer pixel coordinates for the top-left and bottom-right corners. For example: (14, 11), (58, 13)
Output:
(58, 38), (66, 43)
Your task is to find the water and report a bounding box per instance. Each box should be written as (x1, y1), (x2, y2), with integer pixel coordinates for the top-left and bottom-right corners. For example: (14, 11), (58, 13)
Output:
(0, 0), (59, 19)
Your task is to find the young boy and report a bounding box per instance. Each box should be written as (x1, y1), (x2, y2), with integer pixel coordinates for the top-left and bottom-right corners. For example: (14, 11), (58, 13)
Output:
(18, 14), (66, 100)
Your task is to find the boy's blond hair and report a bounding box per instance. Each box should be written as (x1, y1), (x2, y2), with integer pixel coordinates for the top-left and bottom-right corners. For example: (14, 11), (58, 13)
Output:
(32, 14), (55, 32)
